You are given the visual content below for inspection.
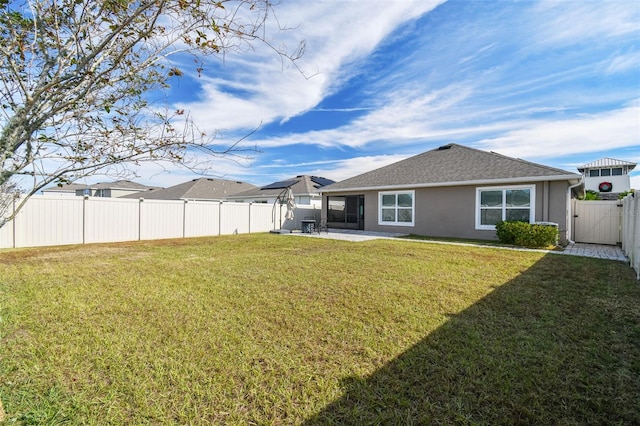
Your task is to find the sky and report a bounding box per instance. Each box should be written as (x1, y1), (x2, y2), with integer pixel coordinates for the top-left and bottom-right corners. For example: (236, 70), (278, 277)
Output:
(125, 0), (640, 189)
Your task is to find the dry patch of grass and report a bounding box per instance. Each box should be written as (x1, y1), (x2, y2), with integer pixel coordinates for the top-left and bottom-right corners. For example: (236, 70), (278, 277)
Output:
(0, 234), (638, 424)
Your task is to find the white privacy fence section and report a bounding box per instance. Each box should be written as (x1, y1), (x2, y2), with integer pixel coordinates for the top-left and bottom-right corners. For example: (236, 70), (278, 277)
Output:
(572, 200), (621, 245)
(621, 191), (640, 279)
(0, 195), (293, 249)
(85, 197), (139, 243)
(279, 205), (321, 231)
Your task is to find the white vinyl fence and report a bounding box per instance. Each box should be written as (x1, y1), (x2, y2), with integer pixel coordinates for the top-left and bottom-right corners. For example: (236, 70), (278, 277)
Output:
(621, 190), (640, 279)
(0, 195), (318, 249)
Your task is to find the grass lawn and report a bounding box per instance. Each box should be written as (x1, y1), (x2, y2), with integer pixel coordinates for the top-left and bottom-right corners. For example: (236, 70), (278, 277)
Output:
(0, 234), (638, 424)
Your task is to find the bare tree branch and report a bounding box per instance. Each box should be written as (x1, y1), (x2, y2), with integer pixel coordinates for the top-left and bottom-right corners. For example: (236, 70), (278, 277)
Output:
(0, 0), (304, 224)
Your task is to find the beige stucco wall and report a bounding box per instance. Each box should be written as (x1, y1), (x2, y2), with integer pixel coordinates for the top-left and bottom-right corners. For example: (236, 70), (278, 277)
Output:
(323, 180), (571, 244)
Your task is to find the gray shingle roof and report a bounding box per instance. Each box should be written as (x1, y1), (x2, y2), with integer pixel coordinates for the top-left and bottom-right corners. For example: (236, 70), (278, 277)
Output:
(323, 144), (581, 192)
(42, 183), (89, 193)
(123, 178), (256, 200)
(227, 175), (335, 199)
(43, 180), (158, 193)
(86, 180), (159, 190)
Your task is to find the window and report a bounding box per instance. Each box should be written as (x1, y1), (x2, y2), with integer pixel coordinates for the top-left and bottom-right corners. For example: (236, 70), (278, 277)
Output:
(379, 191), (414, 226)
(612, 167), (623, 176)
(600, 168), (611, 177)
(327, 196), (346, 223)
(476, 185), (535, 230)
(589, 169), (599, 177)
(296, 196), (311, 205)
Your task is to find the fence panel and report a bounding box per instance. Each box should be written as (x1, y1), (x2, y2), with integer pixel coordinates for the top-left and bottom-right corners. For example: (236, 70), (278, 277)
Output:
(85, 197), (140, 243)
(140, 199), (185, 240)
(276, 205), (318, 231)
(14, 196), (84, 247)
(573, 200), (621, 245)
(250, 203), (277, 233)
(184, 201), (221, 238)
(220, 203), (251, 235)
(0, 195), (320, 249)
(621, 191), (639, 279)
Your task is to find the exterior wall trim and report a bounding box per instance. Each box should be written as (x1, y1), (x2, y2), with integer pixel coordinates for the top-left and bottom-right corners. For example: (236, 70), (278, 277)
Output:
(322, 175), (581, 193)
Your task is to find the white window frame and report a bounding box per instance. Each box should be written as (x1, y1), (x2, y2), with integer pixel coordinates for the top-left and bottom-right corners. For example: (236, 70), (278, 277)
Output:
(378, 190), (415, 227)
(296, 196), (311, 205)
(475, 185), (536, 230)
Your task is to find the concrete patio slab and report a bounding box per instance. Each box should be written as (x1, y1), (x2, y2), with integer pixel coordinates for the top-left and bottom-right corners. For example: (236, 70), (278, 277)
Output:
(286, 229), (628, 262)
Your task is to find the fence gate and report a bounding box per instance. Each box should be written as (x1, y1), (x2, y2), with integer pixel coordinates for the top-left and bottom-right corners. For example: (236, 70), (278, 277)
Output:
(573, 200), (621, 245)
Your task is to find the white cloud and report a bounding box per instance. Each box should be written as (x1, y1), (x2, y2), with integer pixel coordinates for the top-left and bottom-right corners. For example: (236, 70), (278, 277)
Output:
(531, 1), (640, 46)
(605, 51), (640, 75)
(146, 1), (640, 186)
(174, 1), (444, 135)
(123, 155), (259, 188)
(298, 154), (409, 183)
(475, 104), (640, 160)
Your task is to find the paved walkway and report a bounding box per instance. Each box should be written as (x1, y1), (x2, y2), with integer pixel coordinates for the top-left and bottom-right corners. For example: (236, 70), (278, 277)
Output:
(288, 229), (628, 262)
(562, 242), (627, 261)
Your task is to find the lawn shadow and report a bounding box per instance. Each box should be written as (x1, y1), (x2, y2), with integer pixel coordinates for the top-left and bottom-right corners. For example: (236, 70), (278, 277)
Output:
(304, 254), (639, 425)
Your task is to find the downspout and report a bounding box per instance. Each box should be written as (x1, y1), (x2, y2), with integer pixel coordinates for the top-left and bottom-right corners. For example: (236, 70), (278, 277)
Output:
(566, 176), (584, 244)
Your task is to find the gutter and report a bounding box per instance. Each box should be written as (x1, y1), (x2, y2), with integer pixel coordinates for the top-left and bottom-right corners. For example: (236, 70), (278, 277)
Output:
(322, 174), (583, 193)
(566, 176), (585, 244)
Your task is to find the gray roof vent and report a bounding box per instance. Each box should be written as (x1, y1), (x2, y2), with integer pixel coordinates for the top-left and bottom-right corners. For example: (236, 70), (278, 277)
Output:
(438, 144), (453, 150)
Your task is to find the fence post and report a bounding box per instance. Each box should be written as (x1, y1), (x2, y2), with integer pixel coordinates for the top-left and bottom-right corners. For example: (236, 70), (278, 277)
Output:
(82, 195), (88, 245)
(219, 201), (223, 236)
(248, 202), (252, 234)
(183, 199), (187, 239)
(138, 198), (143, 241)
(12, 196), (16, 249)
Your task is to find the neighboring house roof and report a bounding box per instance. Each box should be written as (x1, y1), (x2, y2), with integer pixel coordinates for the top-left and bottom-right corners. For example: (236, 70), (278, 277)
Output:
(42, 183), (88, 194)
(42, 180), (158, 193)
(322, 144), (582, 192)
(82, 180), (160, 191)
(577, 158), (637, 171)
(122, 177), (257, 200)
(227, 175), (335, 199)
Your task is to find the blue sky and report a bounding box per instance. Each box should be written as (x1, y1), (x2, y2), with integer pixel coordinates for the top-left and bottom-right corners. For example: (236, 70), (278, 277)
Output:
(133, 0), (639, 189)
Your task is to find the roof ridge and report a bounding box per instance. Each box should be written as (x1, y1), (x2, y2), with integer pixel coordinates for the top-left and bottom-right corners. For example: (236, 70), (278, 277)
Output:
(578, 157), (637, 168)
(428, 143), (573, 174)
(322, 143), (580, 192)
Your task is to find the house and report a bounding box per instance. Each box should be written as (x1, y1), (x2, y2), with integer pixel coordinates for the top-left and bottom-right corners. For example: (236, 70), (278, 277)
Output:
(121, 177), (256, 201)
(41, 183), (91, 197)
(577, 158), (636, 199)
(320, 144), (584, 244)
(226, 175), (335, 206)
(42, 180), (159, 198)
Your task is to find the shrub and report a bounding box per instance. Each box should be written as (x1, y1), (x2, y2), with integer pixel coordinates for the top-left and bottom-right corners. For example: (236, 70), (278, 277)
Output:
(618, 189), (635, 199)
(581, 190), (599, 200)
(495, 221), (558, 248)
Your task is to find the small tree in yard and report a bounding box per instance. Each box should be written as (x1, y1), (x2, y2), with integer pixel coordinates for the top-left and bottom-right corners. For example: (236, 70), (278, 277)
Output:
(0, 0), (304, 226)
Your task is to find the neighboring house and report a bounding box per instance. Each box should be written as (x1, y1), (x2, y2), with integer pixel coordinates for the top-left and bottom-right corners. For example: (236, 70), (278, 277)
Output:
(42, 180), (159, 198)
(41, 183), (90, 197)
(577, 158), (636, 198)
(226, 175), (335, 206)
(321, 144), (584, 244)
(122, 177), (257, 201)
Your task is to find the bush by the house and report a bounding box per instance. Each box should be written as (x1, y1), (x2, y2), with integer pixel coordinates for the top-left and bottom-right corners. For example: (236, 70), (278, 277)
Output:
(495, 221), (558, 248)
(580, 190), (599, 200)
